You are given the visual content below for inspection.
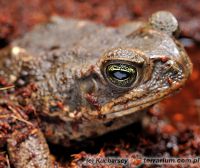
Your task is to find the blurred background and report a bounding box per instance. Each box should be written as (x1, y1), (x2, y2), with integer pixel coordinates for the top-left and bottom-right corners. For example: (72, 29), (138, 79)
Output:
(0, 0), (199, 166)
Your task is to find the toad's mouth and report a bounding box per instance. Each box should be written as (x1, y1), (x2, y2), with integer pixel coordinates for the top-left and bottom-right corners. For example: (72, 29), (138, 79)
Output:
(100, 81), (184, 119)
(103, 96), (166, 119)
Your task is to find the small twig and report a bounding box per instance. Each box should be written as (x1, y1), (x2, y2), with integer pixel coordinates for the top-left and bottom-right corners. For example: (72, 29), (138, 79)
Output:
(11, 115), (33, 126)
(7, 105), (23, 119)
(0, 114), (33, 126)
(0, 115), (9, 119)
(6, 154), (11, 168)
(0, 151), (6, 154)
(0, 85), (15, 91)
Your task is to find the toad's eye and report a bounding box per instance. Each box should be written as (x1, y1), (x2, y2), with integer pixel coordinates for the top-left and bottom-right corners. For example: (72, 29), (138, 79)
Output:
(106, 64), (137, 88)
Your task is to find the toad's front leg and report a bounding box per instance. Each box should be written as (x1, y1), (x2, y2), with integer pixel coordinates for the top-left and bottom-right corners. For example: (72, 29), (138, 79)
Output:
(7, 128), (56, 168)
(0, 100), (62, 168)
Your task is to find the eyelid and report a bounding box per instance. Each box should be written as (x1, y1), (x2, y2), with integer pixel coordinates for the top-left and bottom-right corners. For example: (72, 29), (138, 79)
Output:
(99, 48), (147, 68)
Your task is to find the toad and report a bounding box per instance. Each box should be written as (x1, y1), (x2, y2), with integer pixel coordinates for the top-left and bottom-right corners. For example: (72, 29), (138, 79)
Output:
(0, 11), (192, 167)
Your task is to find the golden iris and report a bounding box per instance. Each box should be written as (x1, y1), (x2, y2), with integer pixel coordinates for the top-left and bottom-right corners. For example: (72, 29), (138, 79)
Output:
(106, 64), (137, 87)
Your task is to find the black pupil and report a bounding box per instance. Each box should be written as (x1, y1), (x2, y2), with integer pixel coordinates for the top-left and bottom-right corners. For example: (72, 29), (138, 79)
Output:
(112, 71), (130, 80)
(106, 64), (137, 87)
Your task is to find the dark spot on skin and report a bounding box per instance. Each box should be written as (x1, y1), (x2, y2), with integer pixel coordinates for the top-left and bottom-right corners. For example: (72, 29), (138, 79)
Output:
(49, 45), (60, 50)
(104, 121), (114, 127)
(97, 114), (106, 120)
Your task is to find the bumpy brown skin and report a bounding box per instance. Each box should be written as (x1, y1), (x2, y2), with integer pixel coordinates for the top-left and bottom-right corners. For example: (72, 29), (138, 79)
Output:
(0, 11), (192, 167)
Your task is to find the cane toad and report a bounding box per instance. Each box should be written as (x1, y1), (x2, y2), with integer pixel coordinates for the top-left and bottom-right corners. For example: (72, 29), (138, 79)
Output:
(0, 11), (192, 167)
